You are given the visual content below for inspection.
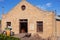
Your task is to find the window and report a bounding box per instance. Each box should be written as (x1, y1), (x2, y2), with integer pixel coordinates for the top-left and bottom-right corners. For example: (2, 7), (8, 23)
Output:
(37, 21), (43, 32)
(21, 5), (26, 11)
(7, 22), (11, 26)
(6, 22), (11, 28)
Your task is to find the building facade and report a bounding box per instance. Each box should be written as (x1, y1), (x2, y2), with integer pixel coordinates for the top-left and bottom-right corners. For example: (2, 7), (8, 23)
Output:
(1, 0), (60, 40)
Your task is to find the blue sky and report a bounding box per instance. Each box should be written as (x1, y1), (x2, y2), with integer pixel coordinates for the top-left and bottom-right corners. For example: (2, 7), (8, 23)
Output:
(0, 0), (60, 19)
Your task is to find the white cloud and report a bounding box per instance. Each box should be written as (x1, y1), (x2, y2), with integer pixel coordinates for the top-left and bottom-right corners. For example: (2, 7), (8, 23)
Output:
(36, 5), (47, 10)
(36, 2), (52, 10)
(46, 3), (52, 7)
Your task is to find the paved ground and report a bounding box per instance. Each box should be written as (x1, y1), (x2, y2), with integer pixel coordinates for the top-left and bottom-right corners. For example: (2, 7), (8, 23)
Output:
(14, 33), (41, 40)
(13, 33), (51, 40)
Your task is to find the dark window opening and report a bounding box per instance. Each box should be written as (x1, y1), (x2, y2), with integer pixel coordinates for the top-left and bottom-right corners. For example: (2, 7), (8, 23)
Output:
(37, 21), (43, 32)
(6, 22), (11, 28)
(6, 22), (12, 30)
(21, 5), (26, 11)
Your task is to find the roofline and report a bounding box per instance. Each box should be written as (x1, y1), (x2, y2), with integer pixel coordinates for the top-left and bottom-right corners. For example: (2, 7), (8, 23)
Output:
(56, 19), (60, 21)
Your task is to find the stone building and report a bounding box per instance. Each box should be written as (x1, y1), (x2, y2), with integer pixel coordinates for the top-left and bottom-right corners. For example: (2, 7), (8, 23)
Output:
(56, 16), (60, 40)
(1, 0), (60, 40)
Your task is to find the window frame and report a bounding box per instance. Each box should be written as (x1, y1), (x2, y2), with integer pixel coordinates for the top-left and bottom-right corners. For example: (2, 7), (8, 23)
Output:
(36, 21), (43, 32)
(6, 22), (11, 28)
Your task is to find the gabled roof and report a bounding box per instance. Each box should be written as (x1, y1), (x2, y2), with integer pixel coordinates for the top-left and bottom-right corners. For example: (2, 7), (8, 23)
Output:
(3, 0), (52, 15)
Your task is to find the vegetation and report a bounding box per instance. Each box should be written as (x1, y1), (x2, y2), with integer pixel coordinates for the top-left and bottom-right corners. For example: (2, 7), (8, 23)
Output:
(0, 34), (20, 40)
(5, 27), (10, 30)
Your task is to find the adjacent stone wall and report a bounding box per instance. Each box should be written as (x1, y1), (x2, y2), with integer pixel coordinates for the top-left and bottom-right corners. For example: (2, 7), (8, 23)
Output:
(56, 21), (60, 37)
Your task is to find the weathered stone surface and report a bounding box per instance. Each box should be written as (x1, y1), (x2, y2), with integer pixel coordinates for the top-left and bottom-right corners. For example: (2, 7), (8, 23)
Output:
(1, 0), (60, 40)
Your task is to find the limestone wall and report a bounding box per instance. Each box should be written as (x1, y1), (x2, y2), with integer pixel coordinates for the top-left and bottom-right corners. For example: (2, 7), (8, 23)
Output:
(1, 1), (55, 39)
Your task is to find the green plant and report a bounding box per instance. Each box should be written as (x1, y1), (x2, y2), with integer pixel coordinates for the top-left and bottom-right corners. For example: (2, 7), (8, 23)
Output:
(5, 27), (10, 30)
(0, 37), (3, 40)
(0, 34), (20, 40)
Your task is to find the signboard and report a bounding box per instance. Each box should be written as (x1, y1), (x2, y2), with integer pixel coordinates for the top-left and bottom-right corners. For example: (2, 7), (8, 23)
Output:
(30, 24), (35, 30)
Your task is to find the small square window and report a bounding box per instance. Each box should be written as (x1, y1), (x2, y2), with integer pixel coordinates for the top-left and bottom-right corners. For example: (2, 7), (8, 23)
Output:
(7, 22), (11, 26)
(6, 22), (12, 30)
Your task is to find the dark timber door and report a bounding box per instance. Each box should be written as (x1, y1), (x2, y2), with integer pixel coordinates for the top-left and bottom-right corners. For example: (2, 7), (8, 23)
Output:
(19, 19), (28, 33)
